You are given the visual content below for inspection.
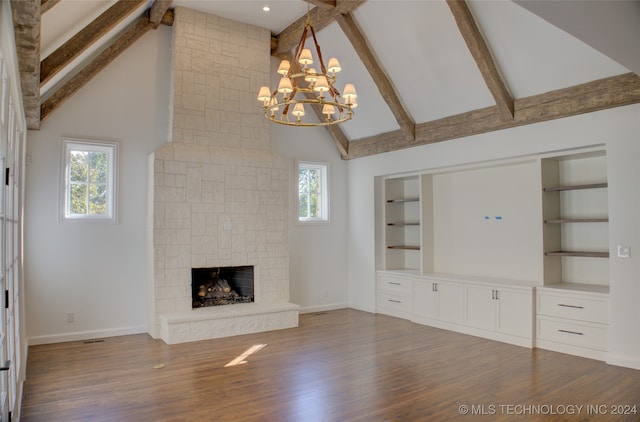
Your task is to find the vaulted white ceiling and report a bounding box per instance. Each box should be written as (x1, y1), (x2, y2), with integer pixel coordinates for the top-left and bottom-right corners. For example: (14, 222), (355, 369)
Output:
(35, 0), (639, 157)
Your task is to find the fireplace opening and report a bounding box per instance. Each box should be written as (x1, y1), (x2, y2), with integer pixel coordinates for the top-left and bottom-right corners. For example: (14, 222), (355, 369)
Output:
(191, 266), (254, 308)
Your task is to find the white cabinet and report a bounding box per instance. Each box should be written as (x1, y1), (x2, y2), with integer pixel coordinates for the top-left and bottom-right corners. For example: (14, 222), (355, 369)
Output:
(466, 284), (533, 339)
(413, 278), (464, 326)
(376, 271), (414, 320)
(411, 274), (534, 347)
(536, 288), (608, 360)
(412, 278), (436, 321)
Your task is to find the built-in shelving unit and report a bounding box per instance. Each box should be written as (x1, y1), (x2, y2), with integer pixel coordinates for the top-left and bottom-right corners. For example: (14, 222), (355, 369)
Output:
(383, 174), (434, 272)
(537, 149), (610, 360)
(376, 148), (611, 361)
(384, 176), (421, 269)
(541, 150), (609, 291)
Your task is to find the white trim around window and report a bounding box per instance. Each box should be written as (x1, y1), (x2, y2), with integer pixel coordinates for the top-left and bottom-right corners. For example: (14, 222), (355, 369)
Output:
(297, 160), (329, 224)
(60, 139), (118, 223)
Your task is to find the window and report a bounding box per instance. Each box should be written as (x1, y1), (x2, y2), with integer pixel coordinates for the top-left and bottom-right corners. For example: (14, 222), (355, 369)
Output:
(62, 140), (117, 222)
(297, 161), (328, 222)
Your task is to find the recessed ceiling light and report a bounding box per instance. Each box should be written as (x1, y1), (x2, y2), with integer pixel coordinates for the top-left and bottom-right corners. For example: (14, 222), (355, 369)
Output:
(262, 5), (270, 12)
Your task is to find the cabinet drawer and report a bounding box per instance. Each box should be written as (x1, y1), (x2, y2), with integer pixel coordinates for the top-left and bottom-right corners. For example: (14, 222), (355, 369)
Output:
(377, 274), (413, 295)
(377, 292), (412, 312)
(537, 316), (607, 351)
(537, 292), (608, 323)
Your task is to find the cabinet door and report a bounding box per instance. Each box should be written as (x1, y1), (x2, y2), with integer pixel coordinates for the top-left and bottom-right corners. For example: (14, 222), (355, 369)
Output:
(466, 285), (496, 331)
(497, 288), (533, 338)
(413, 279), (436, 320)
(436, 281), (465, 325)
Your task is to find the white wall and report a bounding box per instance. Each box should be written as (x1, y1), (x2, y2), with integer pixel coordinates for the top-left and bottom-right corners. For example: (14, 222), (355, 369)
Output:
(347, 103), (640, 369)
(270, 118), (349, 313)
(25, 27), (172, 344)
(432, 160), (542, 280)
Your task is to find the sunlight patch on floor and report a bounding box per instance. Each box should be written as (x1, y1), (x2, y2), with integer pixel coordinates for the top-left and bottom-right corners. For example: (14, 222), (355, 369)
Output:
(224, 344), (267, 367)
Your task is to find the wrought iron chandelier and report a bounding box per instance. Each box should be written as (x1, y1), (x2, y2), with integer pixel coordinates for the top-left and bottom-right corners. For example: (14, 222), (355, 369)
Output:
(257, 8), (357, 127)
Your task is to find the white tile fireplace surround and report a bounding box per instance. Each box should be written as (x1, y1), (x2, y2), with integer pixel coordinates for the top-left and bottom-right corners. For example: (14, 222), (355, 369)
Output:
(147, 7), (298, 345)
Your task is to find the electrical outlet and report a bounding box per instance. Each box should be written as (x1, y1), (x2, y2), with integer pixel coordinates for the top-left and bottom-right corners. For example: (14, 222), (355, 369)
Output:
(66, 312), (75, 323)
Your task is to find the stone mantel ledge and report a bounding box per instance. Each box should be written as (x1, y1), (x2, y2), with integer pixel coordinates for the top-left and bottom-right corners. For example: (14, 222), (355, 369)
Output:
(160, 302), (300, 324)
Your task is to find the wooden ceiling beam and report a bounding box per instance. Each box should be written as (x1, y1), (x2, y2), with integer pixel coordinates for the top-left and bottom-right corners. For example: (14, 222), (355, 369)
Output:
(325, 123), (350, 158)
(150, 0), (173, 28)
(346, 73), (640, 159)
(446, 0), (514, 120)
(11, 0), (41, 130)
(40, 0), (146, 87)
(274, 0), (365, 56)
(41, 13), (155, 122)
(40, 0), (60, 14)
(161, 8), (175, 26)
(336, 12), (415, 142)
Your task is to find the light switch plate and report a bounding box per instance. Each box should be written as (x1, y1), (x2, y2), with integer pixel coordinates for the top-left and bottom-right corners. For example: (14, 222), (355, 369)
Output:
(617, 244), (630, 258)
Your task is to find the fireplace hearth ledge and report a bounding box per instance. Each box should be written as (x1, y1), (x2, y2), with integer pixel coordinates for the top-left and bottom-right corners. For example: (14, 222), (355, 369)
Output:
(158, 302), (300, 345)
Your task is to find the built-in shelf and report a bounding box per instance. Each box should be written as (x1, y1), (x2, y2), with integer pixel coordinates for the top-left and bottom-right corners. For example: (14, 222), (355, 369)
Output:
(387, 222), (420, 226)
(540, 282), (610, 295)
(387, 245), (420, 250)
(543, 182), (607, 192)
(386, 198), (419, 203)
(545, 251), (609, 258)
(544, 218), (608, 224)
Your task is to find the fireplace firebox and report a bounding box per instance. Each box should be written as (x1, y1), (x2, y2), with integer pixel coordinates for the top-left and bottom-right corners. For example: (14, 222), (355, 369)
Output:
(191, 266), (254, 308)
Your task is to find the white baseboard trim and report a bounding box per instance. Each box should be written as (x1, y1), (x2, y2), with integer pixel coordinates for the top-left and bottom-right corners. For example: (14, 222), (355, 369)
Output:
(347, 303), (376, 314)
(606, 353), (640, 370)
(28, 325), (148, 346)
(299, 303), (348, 314)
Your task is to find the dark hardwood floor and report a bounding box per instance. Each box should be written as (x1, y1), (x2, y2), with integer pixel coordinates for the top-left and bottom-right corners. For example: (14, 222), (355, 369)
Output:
(20, 309), (640, 421)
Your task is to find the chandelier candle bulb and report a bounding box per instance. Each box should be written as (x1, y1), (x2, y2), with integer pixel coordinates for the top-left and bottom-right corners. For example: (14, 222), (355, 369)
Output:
(304, 68), (318, 83)
(278, 77), (293, 94)
(299, 49), (313, 66)
(257, 86), (271, 103)
(269, 97), (278, 116)
(343, 83), (357, 99)
(277, 60), (290, 75)
(314, 75), (330, 93)
(322, 104), (335, 117)
(292, 103), (306, 118)
(327, 58), (342, 74)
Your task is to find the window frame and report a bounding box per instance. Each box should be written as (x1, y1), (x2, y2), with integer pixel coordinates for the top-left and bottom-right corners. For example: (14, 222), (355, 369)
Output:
(296, 160), (329, 224)
(60, 139), (118, 223)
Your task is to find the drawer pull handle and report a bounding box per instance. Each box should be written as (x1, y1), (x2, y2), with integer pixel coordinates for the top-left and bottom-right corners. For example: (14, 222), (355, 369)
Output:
(558, 304), (584, 309)
(388, 282), (401, 286)
(558, 329), (584, 336)
(388, 299), (402, 304)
